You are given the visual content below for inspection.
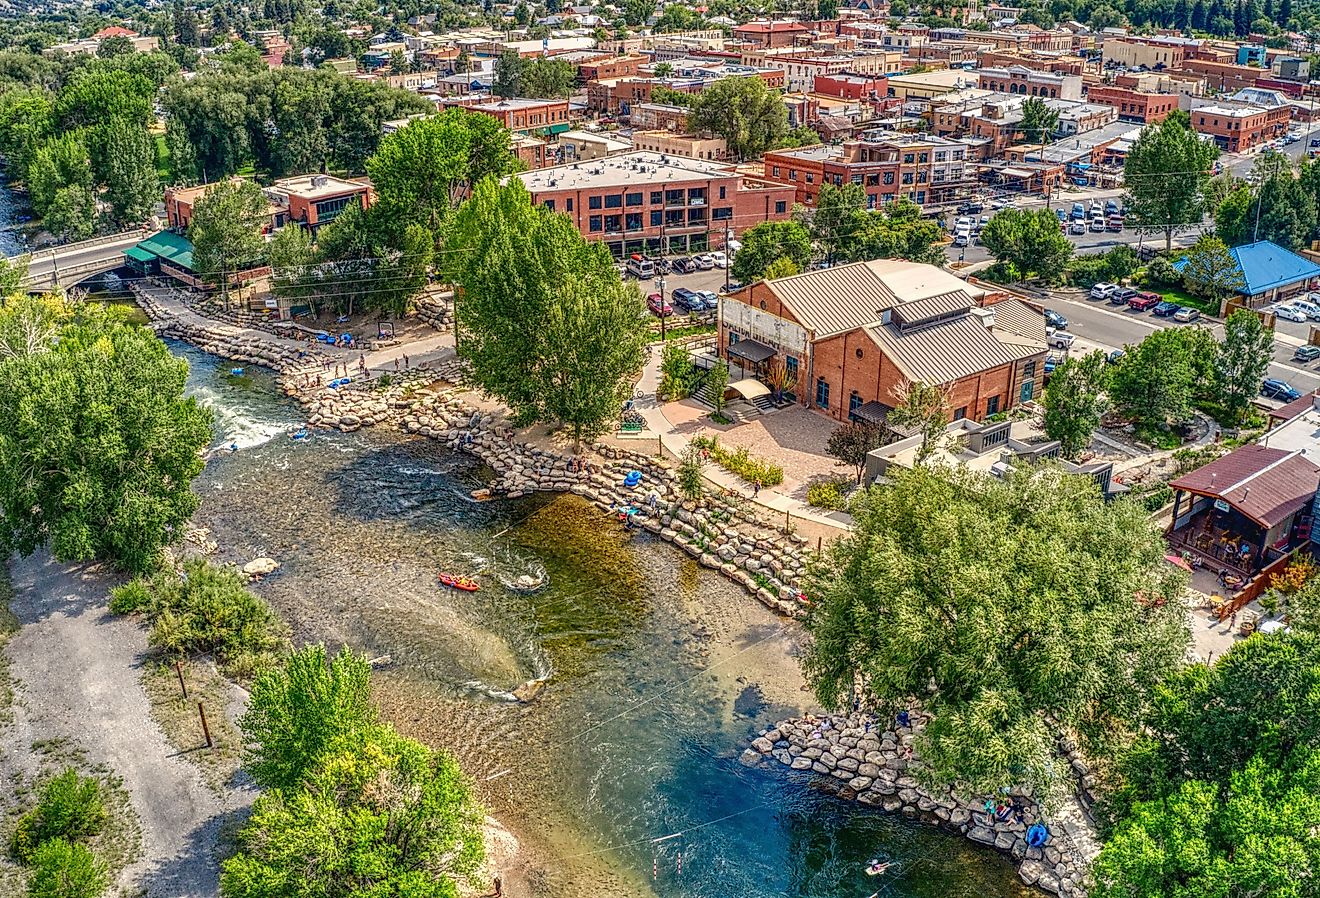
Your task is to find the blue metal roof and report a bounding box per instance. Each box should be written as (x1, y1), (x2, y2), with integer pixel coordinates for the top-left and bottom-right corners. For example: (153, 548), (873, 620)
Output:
(1173, 240), (1320, 296)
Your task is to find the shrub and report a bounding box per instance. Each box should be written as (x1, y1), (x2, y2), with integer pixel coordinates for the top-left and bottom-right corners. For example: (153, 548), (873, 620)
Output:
(26, 838), (107, 898)
(1139, 482), (1173, 512)
(112, 559), (288, 676)
(1144, 253), (1180, 286)
(677, 444), (705, 501)
(1270, 554), (1319, 596)
(806, 478), (850, 511)
(691, 436), (784, 487)
(980, 260), (1021, 284)
(11, 769), (106, 863)
(659, 341), (695, 401)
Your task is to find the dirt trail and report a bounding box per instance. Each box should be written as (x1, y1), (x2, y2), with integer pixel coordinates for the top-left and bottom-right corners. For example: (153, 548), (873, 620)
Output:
(0, 552), (252, 897)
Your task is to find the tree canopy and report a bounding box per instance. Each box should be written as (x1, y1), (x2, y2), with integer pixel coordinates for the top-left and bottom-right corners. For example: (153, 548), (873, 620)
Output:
(188, 179), (271, 289)
(980, 207), (1073, 282)
(1215, 308), (1274, 423)
(687, 76), (788, 161)
(1108, 326), (1215, 434)
(803, 465), (1190, 794)
(1123, 111), (1219, 251)
(1043, 350), (1108, 458)
(0, 299), (212, 573)
(731, 219), (812, 283)
(443, 178), (647, 450)
(1180, 234), (1245, 306)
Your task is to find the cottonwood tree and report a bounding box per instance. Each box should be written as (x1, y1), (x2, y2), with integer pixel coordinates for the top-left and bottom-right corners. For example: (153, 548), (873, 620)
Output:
(1180, 234), (1245, 311)
(188, 179), (270, 302)
(1216, 309), (1274, 423)
(1124, 111), (1219, 251)
(1019, 96), (1060, 142)
(1109, 327), (1215, 433)
(1043, 351), (1108, 457)
(687, 76), (788, 160)
(802, 464), (1190, 794)
(0, 301), (212, 573)
(980, 207), (1073, 282)
(443, 179), (647, 450)
(101, 116), (159, 225)
(731, 219), (812, 283)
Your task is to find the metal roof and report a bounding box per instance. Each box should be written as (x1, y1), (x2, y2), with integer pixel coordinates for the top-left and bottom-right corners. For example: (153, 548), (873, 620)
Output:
(766, 258), (986, 338)
(864, 298), (1046, 384)
(1170, 444), (1320, 529)
(133, 231), (195, 271)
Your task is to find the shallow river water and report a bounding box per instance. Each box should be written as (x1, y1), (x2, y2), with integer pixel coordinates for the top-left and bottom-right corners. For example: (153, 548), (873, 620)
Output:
(177, 342), (1030, 898)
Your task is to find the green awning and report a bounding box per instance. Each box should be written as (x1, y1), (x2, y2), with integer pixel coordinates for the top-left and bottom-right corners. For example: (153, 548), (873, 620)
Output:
(123, 246), (155, 264)
(133, 230), (195, 272)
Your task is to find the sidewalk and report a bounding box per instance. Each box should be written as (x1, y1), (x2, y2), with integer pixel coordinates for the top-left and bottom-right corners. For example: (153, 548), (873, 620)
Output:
(635, 347), (852, 538)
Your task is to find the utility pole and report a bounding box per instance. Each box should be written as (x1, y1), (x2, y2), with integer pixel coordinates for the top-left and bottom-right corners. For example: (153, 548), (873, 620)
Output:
(655, 275), (667, 340)
(724, 223), (731, 292)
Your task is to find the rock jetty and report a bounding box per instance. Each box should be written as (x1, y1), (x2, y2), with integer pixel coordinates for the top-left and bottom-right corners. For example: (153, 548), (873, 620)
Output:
(742, 711), (1096, 897)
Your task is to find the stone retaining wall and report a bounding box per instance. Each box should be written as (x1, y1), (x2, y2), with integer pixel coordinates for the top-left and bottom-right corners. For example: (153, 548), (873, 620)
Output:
(742, 712), (1094, 897)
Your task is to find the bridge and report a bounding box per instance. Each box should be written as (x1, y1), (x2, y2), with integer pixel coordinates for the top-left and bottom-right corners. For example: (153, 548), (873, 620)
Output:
(17, 229), (149, 291)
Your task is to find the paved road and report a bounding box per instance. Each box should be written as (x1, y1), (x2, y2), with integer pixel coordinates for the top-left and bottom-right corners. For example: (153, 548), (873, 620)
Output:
(24, 231), (145, 285)
(1043, 289), (1320, 396)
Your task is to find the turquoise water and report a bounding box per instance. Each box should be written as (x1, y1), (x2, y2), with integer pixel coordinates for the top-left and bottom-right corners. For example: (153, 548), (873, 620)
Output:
(175, 342), (1029, 898)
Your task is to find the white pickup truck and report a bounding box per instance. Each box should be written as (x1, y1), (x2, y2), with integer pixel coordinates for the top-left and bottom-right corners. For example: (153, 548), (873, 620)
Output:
(1046, 327), (1075, 350)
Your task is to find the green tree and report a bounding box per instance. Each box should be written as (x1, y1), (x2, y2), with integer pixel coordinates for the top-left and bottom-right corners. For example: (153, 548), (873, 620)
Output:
(101, 116), (160, 225)
(0, 301), (212, 573)
(807, 182), (867, 262)
(887, 380), (951, 464)
(0, 89), (54, 185)
(777, 125), (822, 149)
(54, 69), (153, 131)
(0, 254), (30, 300)
(366, 109), (517, 237)
(1043, 350), (1108, 458)
(761, 256), (801, 279)
(1108, 327), (1207, 431)
(1216, 165), (1316, 251)
(96, 35), (135, 58)
(444, 179), (647, 450)
(847, 198), (946, 264)
(311, 202), (434, 316)
(687, 76), (788, 160)
(27, 133), (92, 218)
(659, 339), (694, 400)
(1124, 111), (1219, 251)
(1019, 96), (1060, 142)
(188, 179), (270, 299)
(266, 222), (316, 306)
(705, 357), (730, 418)
(239, 644), (379, 792)
(491, 48), (524, 98)
(1180, 233), (1245, 308)
(519, 56), (575, 98)
(677, 443), (706, 501)
(1216, 308), (1274, 423)
(980, 207), (1073, 282)
(826, 420), (889, 482)
(731, 219), (812, 282)
(45, 184), (96, 242)
(805, 464), (1189, 794)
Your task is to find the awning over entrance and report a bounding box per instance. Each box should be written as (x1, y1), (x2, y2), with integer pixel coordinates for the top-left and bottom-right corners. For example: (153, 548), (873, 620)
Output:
(728, 378), (770, 400)
(851, 400), (893, 424)
(123, 246), (154, 264)
(998, 166), (1034, 179)
(726, 339), (775, 364)
(131, 230), (196, 272)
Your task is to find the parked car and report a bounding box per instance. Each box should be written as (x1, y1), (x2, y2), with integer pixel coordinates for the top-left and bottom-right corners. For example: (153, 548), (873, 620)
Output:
(1289, 299), (1320, 320)
(953, 233), (970, 247)
(958, 201), (984, 214)
(1106, 214), (1124, 232)
(1043, 309), (1068, 329)
(1274, 303), (1310, 322)
(625, 254), (655, 279)
(1089, 217), (1106, 232)
(646, 292), (673, 316)
(1104, 200), (1119, 215)
(693, 254), (715, 270)
(718, 280), (745, 295)
(1047, 327), (1075, 350)
(696, 290), (719, 310)
(671, 287), (701, 311)
(1056, 208), (1068, 221)
(1108, 349), (1126, 363)
(671, 256), (696, 273)
(1293, 344), (1320, 362)
(954, 216), (974, 231)
(1071, 202), (1086, 220)
(991, 196), (1014, 209)
(1110, 287), (1138, 304)
(1090, 282), (1118, 300)
(1262, 378), (1303, 401)
(1069, 220), (1086, 235)
(1128, 291), (1162, 311)
(1173, 306), (1200, 323)
(709, 250), (729, 269)
(652, 257), (672, 275)
(1152, 301), (1181, 317)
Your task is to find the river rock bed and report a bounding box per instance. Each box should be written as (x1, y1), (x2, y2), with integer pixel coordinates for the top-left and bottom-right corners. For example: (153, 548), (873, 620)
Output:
(743, 712), (1094, 897)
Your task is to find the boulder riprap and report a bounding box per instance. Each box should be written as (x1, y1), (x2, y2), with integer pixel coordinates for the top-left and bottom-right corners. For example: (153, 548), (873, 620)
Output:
(744, 712), (1098, 897)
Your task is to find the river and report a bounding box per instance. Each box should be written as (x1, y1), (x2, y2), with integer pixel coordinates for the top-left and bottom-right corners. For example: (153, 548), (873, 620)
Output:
(175, 342), (1030, 898)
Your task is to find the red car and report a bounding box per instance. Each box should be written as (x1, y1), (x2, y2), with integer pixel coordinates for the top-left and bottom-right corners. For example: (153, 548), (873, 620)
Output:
(647, 292), (673, 317)
(1128, 291), (1161, 311)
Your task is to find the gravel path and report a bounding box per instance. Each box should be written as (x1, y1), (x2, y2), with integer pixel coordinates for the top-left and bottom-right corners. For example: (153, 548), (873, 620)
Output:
(0, 552), (252, 897)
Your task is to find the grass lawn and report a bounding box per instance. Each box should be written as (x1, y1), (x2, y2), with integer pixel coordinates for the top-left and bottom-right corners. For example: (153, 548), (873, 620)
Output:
(1153, 284), (1219, 315)
(154, 135), (171, 180)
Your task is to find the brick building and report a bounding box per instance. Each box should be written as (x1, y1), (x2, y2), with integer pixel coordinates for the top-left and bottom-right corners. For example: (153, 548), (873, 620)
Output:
(762, 132), (973, 207)
(732, 20), (811, 48)
(1086, 84), (1178, 122)
(813, 72), (889, 99)
(165, 175), (373, 236)
(466, 97), (574, 135)
(1102, 36), (1191, 69)
(631, 130), (729, 160)
(719, 260), (1047, 422)
(628, 102), (694, 131)
(516, 152), (795, 257)
(977, 64), (1082, 100)
(1175, 58), (1268, 94)
(1188, 101), (1291, 151)
(578, 53), (647, 81)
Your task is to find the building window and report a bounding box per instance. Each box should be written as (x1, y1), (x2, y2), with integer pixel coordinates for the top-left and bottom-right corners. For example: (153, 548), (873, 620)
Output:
(815, 377), (830, 409)
(566, 198), (574, 211)
(903, 153), (915, 163)
(919, 152), (928, 163)
(1024, 360), (1037, 377)
(790, 170), (798, 181)
(313, 195), (356, 221)
(651, 210), (662, 226)
(772, 166), (781, 177)
(589, 195), (603, 210)
(604, 214), (621, 232)
(651, 191), (663, 204)
(626, 212), (643, 231)
(589, 215), (602, 232)
(883, 172), (894, 184)
(719, 185), (726, 199)
(954, 406), (967, 420)
(605, 194), (623, 209)
(666, 189), (685, 205)
(848, 392), (863, 421)
(986, 395), (1000, 416)
(626, 191), (643, 206)
(543, 199), (556, 211)
(687, 207), (706, 223)
(775, 200), (787, 213)
(712, 206), (732, 220)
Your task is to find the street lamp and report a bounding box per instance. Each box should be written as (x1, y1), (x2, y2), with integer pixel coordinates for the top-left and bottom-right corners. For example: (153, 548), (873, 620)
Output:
(655, 275), (667, 341)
